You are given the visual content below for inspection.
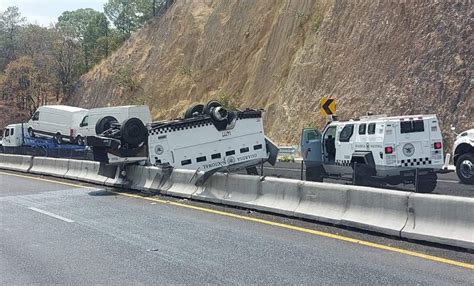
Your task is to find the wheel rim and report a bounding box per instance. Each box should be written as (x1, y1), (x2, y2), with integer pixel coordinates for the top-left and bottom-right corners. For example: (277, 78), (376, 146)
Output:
(460, 159), (473, 179)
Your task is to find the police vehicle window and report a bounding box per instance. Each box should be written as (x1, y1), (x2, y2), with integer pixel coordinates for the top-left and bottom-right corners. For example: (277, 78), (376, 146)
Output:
(211, 153), (221, 159)
(401, 120), (425, 133)
(181, 159), (191, 166)
(226, 150), (235, 156)
(358, 124), (366, 135)
(307, 130), (321, 141)
(240, 147), (249, 153)
(253, 144), (263, 150)
(32, 112), (39, 121)
(368, 123), (376, 134)
(339, 124), (354, 142)
(412, 120), (424, 132)
(196, 156), (206, 162)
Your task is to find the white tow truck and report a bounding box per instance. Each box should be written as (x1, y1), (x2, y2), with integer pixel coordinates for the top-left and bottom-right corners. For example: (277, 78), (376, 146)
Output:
(452, 128), (474, 185)
(86, 100), (278, 183)
(301, 114), (450, 193)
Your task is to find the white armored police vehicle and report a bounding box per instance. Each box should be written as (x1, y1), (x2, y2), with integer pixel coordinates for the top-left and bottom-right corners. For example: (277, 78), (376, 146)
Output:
(86, 100), (278, 183)
(301, 114), (449, 193)
(452, 128), (474, 185)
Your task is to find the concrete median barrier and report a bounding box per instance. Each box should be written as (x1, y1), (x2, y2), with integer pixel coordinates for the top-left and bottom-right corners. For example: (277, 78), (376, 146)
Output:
(77, 161), (116, 185)
(193, 172), (229, 204)
(64, 159), (83, 181)
(30, 157), (69, 177)
(294, 181), (349, 224)
(160, 169), (198, 198)
(340, 187), (410, 237)
(126, 165), (173, 192)
(220, 174), (261, 208)
(0, 154), (33, 172)
(252, 177), (302, 216)
(401, 194), (474, 250)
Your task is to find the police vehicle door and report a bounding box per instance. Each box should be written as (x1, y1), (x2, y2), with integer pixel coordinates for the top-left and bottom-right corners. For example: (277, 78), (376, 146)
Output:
(335, 123), (355, 175)
(301, 128), (322, 168)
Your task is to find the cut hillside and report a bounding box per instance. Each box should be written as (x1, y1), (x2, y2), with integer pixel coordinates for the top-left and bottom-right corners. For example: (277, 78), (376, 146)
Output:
(67, 0), (473, 144)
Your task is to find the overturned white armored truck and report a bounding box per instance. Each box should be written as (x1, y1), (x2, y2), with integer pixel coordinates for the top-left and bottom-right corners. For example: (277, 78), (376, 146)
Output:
(86, 100), (278, 183)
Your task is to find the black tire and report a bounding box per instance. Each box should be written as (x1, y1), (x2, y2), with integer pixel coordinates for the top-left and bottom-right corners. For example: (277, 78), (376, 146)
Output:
(120, 117), (147, 147)
(54, 133), (63, 145)
(95, 116), (118, 135)
(184, 104), (204, 119)
(305, 165), (323, 182)
(203, 100), (222, 115)
(246, 166), (259, 175)
(352, 163), (375, 187)
(28, 127), (35, 138)
(76, 136), (85, 146)
(455, 153), (474, 185)
(416, 172), (437, 193)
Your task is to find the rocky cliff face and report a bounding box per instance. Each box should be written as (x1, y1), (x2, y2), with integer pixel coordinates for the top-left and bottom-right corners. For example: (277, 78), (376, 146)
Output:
(67, 0), (473, 143)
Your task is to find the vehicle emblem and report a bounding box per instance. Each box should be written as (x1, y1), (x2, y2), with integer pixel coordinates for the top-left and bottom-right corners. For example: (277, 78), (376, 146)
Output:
(226, 156), (236, 165)
(402, 143), (415, 157)
(154, 145), (164, 155)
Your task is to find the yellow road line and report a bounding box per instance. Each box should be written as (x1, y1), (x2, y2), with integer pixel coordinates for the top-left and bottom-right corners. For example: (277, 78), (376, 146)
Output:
(0, 171), (99, 190)
(2, 170), (472, 270)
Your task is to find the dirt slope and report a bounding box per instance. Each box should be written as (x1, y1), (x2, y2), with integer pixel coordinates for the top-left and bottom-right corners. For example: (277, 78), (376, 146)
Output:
(67, 0), (473, 144)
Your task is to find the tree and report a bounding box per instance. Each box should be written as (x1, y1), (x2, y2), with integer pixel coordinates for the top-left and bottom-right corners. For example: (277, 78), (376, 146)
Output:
(104, 0), (142, 38)
(84, 13), (110, 65)
(0, 6), (26, 70)
(51, 29), (82, 98)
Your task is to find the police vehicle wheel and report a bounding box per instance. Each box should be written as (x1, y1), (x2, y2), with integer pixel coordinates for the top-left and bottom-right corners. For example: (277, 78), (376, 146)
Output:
(416, 173), (437, 193)
(121, 117), (147, 147)
(184, 104), (204, 118)
(95, 116), (118, 135)
(54, 133), (63, 145)
(456, 153), (474, 185)
(305, 166), (323, 182)
(28, 127), (35, 138)
(203, 100), (222, 115)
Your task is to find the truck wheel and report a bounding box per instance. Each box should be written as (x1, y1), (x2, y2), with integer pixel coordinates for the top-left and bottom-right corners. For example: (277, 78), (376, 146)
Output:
(54, 133), (63, 145)
(416, 173), (437, 193)
(456, 153), (474, 185)
(121, 118), (147, 147)
(184, 104), (204, 119)
(95, 116), (118, 135)
(305, 165), (323, 182)
(203, 100), (222, 115)
(76, 136), (85, 146)
(28, 127), (35, 138)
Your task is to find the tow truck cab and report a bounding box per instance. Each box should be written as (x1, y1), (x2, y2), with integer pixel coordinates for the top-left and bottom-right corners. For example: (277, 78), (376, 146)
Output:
(301, 115), (447, 192)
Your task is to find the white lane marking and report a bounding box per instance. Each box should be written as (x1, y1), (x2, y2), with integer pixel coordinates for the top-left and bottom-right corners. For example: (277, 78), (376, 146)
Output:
(437, 179), (458, 184)
(28, 207), (75, 223)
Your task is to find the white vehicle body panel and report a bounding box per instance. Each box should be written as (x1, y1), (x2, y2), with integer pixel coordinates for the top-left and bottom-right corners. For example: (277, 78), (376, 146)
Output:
(27, 105), (88, 142)
(76, 105), (152, 138)
(148, 114), (269, 172)
(2, 124), (25, 147)
(323, 114), (444, 177)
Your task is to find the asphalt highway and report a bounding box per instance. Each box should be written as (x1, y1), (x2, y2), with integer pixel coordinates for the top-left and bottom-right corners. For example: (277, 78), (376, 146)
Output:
(259, 162), (474, 197)
(1, 171), (473, 285)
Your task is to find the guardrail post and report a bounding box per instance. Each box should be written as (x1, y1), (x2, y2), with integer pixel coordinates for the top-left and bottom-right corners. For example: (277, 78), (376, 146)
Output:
(300, 160), (304, 181)
(414, 168), (419, 193)
(260, 159), (264, 176)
